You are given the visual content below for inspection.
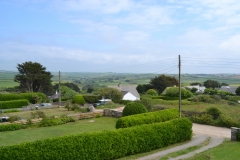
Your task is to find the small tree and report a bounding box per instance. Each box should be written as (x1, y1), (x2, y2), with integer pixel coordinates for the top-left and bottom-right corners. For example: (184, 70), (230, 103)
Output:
(206, 107), (221, 120)
(235, 86), (240, 96)
(203, 80), (220, 89)
(146, 89), (158, 96)
(72, 94), (86, 105)
(122, 102), (147, 117)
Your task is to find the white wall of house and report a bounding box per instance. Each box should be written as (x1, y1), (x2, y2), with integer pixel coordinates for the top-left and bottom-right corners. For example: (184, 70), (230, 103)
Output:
(123, 92), (140, 101)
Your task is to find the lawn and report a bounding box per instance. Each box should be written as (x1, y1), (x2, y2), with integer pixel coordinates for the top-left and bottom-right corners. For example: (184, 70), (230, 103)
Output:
(2, 107), (77, 119)
(186, 140), (240, 160)
(0, 117), (118, 147)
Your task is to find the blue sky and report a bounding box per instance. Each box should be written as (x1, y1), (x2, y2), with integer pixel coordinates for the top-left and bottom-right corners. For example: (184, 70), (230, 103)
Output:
(0, 0), (240, 73)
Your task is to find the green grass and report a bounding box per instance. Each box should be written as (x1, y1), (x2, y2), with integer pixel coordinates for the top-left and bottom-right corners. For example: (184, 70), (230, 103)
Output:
(160, 137), (210, 160)
(186, 140), (240, 160)
(2, 107), (77, 119)
(0, 117), (118, 147)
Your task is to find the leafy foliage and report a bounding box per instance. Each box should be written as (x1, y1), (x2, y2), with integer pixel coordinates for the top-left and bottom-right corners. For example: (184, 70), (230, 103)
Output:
(116, 108), (179, 129)
(14, 61), (53, 93)
(165, 87), (193, 99)
(150, 74), (179, 94)
(136, 84), (153, 94)
(83, 95), (101, 103)
(146, 89), (158, 96)
(122, 102), (147, 117)
(235, 86), (240, 96)
(0, 93), (46, 103)
(98, 87), (123, 103)
(138, 96), (154, 111)
(72, 94), (86, 105)
(60, 86), (78, 100)
(1, 99), (29, 109)
(203, 79), (220, 89)
(206, 107), (221, 120)
(0, 118), (192, 160)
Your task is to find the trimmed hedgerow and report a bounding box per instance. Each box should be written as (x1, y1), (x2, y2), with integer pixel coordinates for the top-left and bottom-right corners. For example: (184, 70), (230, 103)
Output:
(122, 102), (148, 117)
(0, 93), (46, 103)
(0, 118), (192, 160)
(1, 99), (29, 109)
(0, 124), (27, 132)
(116, 108), (179, 129)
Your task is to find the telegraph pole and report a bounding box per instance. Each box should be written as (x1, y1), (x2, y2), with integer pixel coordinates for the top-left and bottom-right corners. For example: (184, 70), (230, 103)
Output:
(59, 71), (61, 107)
(178, 55), (181, 118)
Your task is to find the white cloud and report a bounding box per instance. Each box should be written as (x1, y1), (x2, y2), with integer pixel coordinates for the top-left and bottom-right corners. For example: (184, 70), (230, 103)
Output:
(220, 35), (240, 52)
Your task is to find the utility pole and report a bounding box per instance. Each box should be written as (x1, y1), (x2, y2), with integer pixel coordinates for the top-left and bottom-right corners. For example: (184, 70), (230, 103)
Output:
(178, 55), (181, 118)
(59, 71), (61, 107)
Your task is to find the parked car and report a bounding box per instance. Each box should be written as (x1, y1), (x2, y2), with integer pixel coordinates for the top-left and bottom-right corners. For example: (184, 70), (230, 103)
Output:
(0, 116), (9, 122)
(93, 99), (112, 107)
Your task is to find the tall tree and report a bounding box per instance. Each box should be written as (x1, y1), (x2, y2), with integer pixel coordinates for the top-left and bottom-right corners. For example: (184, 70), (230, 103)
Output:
(150, 75), (179, 94)
(98, 87), (123, 103)
(235, 86), (240, 96)
(203, 80), (220, 89)
(14, 61), (53, 93)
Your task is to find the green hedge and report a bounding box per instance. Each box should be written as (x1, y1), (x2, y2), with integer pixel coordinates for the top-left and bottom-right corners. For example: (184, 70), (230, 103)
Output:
(83, 95), (101, 103)
(0, 118), (192, 160)
(116, 108), (179, 129)
(72, 94), (86, 105)
(0, 124), (27, 132)
(0, 93), (46, 103)
(0, 99), (29, 109)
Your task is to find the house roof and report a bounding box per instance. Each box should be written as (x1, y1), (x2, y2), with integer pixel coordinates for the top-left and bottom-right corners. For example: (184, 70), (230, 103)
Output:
(111, 85), (140, 98)
(219, 86), (237, 94)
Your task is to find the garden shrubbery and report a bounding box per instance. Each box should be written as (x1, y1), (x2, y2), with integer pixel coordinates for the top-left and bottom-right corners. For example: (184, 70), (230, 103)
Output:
(38, 116), (75, 127)
(116, 108), (179, 129)
(83, 95), (101, 103)
(0, 93), (46, 103)
(0, 118), (192, 160)
(1, 99), (29, 109)
(72, 94), (86, 105)
(0, 123), (26, 132)
(122, 102), (147, 117)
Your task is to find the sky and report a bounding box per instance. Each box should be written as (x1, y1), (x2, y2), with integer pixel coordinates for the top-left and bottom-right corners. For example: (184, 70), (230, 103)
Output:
(0, 0), (240, 74)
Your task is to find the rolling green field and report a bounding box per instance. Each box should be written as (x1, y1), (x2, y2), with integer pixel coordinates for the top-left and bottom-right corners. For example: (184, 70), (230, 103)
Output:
(1, 71), (240, 89)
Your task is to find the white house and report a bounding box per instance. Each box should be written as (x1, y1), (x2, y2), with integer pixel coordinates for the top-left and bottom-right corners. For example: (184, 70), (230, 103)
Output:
(111, 85), (140, 101)
(186, 85), (206, 93)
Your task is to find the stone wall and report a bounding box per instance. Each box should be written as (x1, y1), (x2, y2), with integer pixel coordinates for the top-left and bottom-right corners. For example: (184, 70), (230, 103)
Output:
(104, 109), (122, 118)
(231, 127), (240, 141)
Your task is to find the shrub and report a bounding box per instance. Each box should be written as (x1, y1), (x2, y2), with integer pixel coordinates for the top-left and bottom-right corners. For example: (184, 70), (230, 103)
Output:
(206, 107), (221, 120)
(116, 108), (179, 129)
(0, 118), (192, 160)
(138, 96), (154, 111)
(38, 116), (75, 127)
(120, 100), (132, 105)
(72, 94), (86, 105)
(95, 114), (101, 118)
(165, 87), (193, 99)
(122, 102), (147, 117)
(4, 109), (20, 113)
(215, 115), (240, 128)
(189, 114), (214, 125)
(8, 116), (19, 123)
(146, 89), (158, 96)
(1, 99), (29, 109)
(83, 95), (101, 103)
(0, 123), (25, 132)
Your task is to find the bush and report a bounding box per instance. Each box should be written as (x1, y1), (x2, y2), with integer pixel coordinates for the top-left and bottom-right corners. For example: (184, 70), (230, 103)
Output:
(0, 123), (25, 132)
(215, 115), (240, 128)
(0, 118), (192, 160)
(72, 94), (86, 105)
(206, 107), (221, 120)
(4, 109), (20, 113)
(116, 108), (179, 129)
(95, 114), (101, 118)
(8, 116), (19, 123)
(122, 102), (147, 117)
(138, 96), (154, 111)
(189, 114), (214, 125)
(165, 87), (193, 99)
(83, 95), (101, 103)
(38, 116), (75, 127)
(146, 89), (158, 96)
(120, 100), (132, 105)
(0, 99), (29, 109)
